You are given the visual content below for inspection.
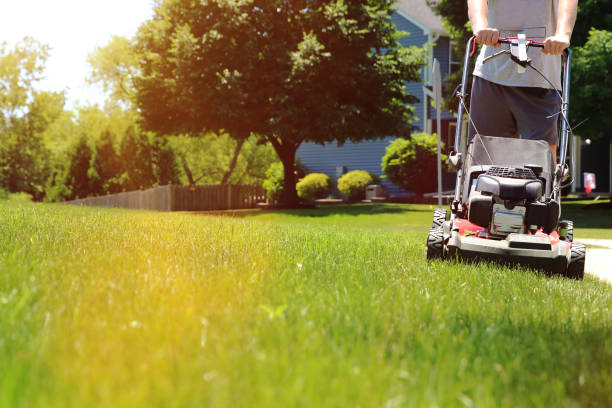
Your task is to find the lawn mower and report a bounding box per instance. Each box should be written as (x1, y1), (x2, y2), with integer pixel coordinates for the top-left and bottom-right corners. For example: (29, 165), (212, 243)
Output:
(426, 35), (586, 279)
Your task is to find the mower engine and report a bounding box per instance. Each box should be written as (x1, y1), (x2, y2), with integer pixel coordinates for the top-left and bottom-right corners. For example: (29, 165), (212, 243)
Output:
(467, 166), (559, 236)
(491, 203), (526, 235)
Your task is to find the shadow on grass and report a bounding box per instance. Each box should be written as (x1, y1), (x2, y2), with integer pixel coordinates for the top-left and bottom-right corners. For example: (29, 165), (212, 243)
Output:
(447, 310), (611, 406)
(561, 201), (612, 230)
(249, 203), (431, 218)
(194, 203), (431, 219)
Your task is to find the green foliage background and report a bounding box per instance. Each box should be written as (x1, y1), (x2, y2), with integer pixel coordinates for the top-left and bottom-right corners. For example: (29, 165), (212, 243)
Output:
(382, 133), (448, 195)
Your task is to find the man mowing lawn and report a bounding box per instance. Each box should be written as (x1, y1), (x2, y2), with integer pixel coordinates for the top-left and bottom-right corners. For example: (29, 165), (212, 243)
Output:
(468, 0), (578, 160)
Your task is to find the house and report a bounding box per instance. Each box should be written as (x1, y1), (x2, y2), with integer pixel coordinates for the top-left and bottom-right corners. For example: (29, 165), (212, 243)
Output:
(297, 0), (456, 196)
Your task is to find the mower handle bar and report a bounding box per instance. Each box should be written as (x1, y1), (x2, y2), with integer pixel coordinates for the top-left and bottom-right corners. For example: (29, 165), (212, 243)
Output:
(497, 38), (544, 49)
(451, 36), (572, 212)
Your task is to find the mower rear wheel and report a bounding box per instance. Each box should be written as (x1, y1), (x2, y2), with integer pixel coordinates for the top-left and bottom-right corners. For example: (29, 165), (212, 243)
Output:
(426, 227), (445, 260)
(432, 208), (448, 228)
(566, 242), (585, 280)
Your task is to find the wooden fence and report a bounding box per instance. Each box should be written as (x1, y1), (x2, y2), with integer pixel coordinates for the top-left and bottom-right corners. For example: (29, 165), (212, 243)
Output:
(65, 185), (266, 212)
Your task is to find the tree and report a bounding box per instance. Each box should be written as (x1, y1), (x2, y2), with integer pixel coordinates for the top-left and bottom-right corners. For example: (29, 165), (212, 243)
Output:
(88, 36), (246, 185)
(87, 36), (138, 108)
(569, 0), (612, 47)
(0, 38), (66, 200)
(90, 130), (123, 195)
(134, 0), (425, 206)
(62, 136), (95, 200)
(381, 133), (448, 196)
(570, 29), (612, 143)
(229, 137), (278, 185)
(169, 133), (276, 186)
(150, 136), (181, 186)
(119, 129), (180, 191)
(262, 161), (306, 204)
(570, 29), (612, 207)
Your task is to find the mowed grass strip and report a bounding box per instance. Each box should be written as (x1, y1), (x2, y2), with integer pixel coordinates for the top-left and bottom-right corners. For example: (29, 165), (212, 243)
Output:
(0, 201), (610, 407)
(560, 200), (612, 240)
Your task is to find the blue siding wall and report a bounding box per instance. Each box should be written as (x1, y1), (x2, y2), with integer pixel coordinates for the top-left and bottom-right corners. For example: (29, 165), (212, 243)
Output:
(297, 137), (403, 195)
(433, 36), (450, 80)
(429, 36), (455, 120)
(393, 12), (428, 131)
(297, 11), (450, 197)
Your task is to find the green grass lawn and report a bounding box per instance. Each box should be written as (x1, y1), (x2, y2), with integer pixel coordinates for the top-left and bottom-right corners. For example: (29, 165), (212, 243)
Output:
(1, 201), (610, 407)
(560, 200), (612, 240)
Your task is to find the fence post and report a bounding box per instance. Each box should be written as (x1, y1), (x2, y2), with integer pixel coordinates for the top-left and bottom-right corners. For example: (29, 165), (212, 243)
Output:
(226, 184), (232, 210)
(169, 185), (175, 211)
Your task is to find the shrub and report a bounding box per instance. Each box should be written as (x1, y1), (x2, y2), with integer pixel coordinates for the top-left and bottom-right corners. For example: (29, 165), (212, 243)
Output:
(381, 133), (448, 196)
(337, 170), (380, 201)
(296, 173), (333, 201)
(262, 160), (306, 203)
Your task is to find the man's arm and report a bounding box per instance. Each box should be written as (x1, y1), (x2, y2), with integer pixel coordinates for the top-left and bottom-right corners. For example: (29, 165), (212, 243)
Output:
(544, 0), (578, 55)
(468, 0), (500, 47)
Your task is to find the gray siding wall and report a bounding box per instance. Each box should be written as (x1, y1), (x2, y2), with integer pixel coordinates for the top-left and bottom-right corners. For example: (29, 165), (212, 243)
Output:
(297, 11), (451, 196)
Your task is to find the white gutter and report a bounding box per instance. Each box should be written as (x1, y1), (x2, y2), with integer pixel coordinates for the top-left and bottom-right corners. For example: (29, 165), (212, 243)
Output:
(422, 31), (440, 133)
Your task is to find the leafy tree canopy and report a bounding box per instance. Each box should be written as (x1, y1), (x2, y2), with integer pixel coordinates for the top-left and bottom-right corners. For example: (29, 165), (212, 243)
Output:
(570, 29), (612, 141)
(134, 0), (425, 205)
(0, 38), (66, 199)
(87, 35), (139, 107)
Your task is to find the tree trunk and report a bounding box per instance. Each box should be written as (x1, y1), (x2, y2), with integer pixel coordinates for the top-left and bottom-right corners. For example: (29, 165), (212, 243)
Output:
(179, 153), (196, 186)
(221, 138), (246, 185)
(270, 139), (300, 208)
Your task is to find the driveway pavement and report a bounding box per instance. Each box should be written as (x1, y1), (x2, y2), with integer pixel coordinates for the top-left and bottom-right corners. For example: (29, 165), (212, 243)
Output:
(579, 239), (612, 284)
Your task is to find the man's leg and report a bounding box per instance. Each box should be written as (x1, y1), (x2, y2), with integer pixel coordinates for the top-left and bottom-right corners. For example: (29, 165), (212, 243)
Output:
(468, 76), (518, 142)
(506, 85), (561, 165)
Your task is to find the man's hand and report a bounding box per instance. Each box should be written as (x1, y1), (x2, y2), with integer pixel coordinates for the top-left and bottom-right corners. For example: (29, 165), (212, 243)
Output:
(474, 27), (502, 48)
(543, 34), (570, 55)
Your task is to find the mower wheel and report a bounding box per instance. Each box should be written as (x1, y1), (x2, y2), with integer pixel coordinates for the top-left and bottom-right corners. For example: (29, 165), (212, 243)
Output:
(426, 227), (445, 260)
(566, 242), (585, 280)
(560, 220), (574, 242)
(432, 208), (448, 228)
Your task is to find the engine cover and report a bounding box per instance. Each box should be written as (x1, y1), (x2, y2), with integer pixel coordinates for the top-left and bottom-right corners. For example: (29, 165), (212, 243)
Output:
(476, 175), (543, 201)
(491, 204), (526, 235)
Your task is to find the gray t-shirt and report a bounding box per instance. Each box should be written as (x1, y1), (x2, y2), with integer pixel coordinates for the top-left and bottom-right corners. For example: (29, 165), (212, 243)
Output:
(473, 0), (562, 90)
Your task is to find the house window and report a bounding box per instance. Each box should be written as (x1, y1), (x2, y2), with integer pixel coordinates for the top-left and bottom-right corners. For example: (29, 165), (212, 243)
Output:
(449, 42), (461, 74)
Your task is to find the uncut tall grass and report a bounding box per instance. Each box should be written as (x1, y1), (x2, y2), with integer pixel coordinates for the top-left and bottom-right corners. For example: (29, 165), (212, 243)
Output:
(0, 201), (610, 407)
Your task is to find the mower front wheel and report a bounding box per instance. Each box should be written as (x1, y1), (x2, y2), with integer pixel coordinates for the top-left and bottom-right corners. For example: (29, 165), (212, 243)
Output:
(426, 227), (445, 260)
(432, 208), (448, 228)
(566, 242), (585, 280)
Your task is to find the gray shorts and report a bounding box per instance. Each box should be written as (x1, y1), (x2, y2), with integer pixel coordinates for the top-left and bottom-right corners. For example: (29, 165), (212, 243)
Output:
(467, 76), (561, 146)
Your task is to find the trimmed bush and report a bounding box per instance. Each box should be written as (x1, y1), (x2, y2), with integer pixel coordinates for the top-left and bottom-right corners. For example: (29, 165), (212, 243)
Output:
(381, 133), (448, 196)
(296, 173), (333, 201)
(337, 170), (380, 201)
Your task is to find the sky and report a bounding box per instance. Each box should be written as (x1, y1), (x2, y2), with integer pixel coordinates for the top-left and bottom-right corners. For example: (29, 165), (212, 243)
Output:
(0, 0), (155, 108)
